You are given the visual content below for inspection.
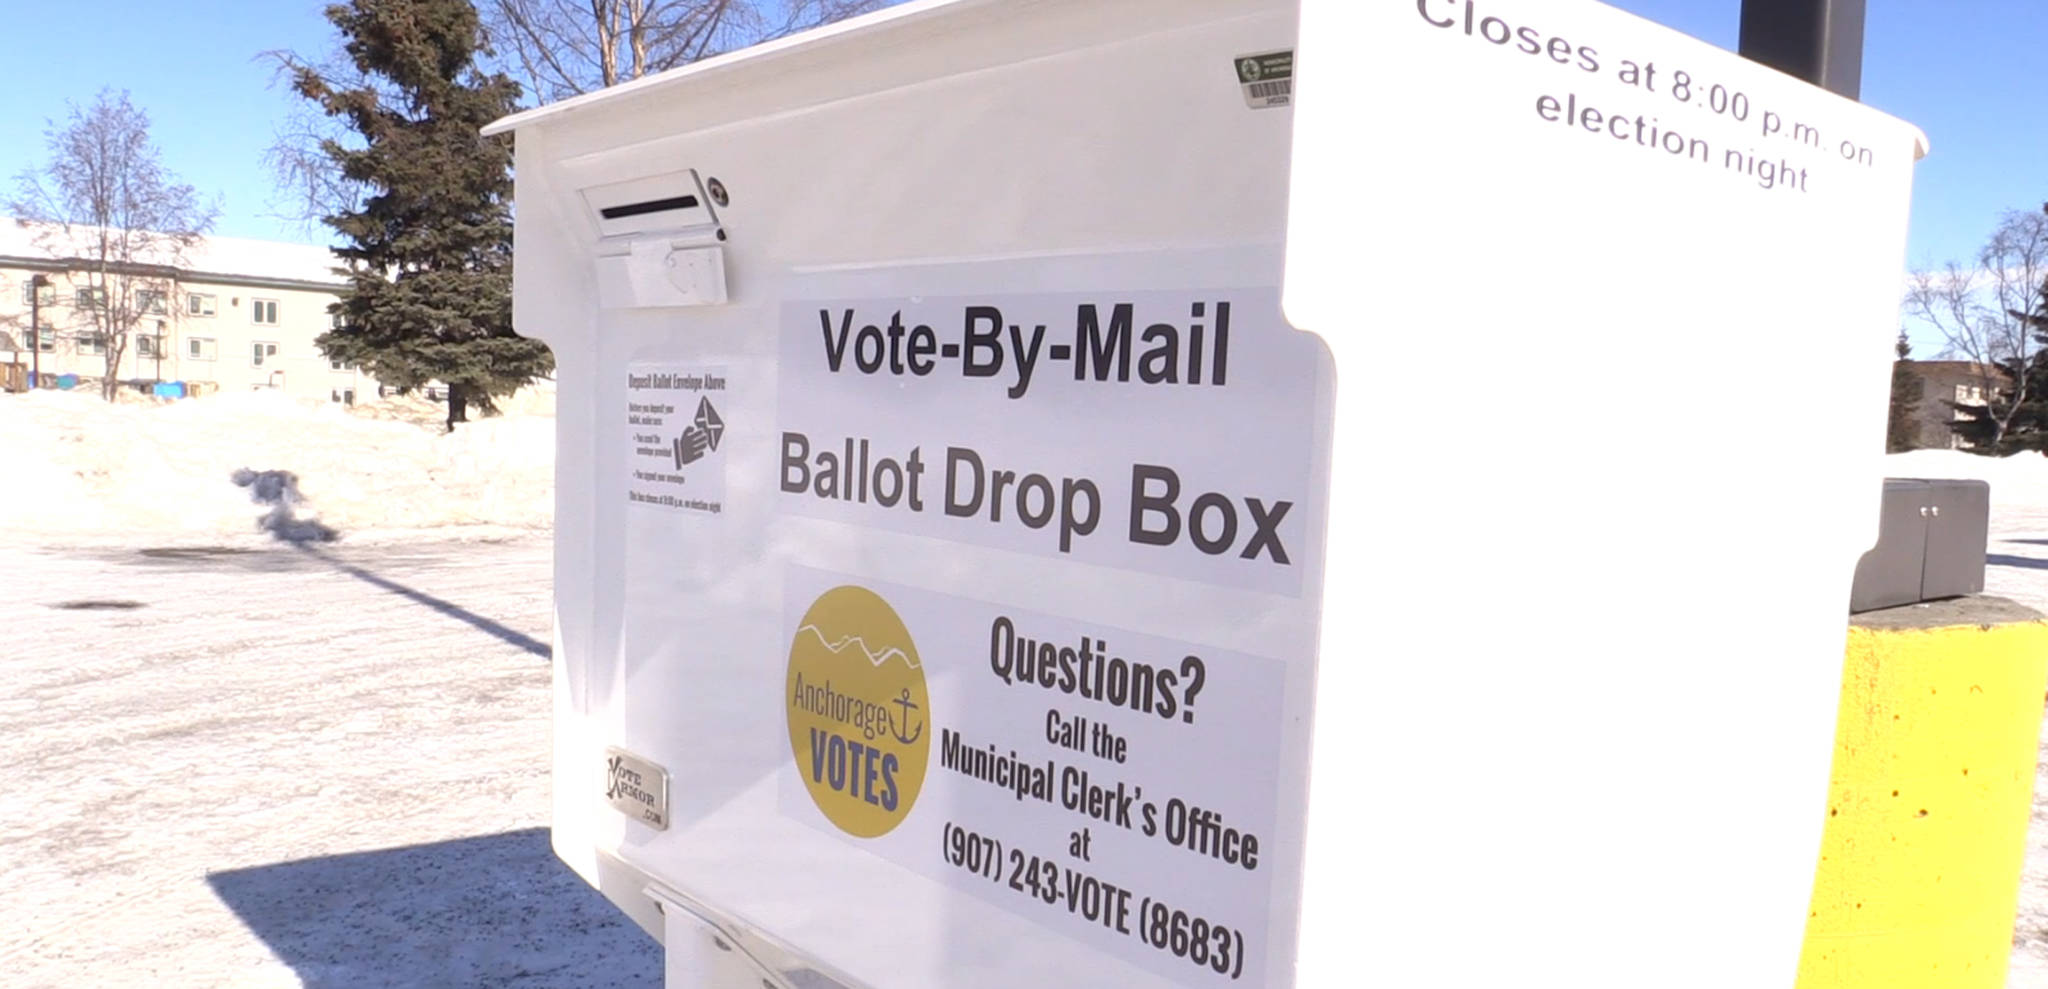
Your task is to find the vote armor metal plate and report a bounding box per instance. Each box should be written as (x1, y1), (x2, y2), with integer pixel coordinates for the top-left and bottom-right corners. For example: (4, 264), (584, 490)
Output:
(604, 747), (670, 831)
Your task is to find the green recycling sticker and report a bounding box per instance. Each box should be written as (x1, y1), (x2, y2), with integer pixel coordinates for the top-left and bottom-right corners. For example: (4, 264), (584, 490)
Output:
(1233, 50), (1294, 109)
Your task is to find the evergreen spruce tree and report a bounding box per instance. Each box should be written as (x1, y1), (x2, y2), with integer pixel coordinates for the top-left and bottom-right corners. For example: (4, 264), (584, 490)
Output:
(1887, 332), (1923, 453)
(289, 0), (551, 430)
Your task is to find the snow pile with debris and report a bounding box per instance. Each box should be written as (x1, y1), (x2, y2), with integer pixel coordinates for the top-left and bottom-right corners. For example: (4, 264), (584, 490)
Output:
(0, 388), (555, 545)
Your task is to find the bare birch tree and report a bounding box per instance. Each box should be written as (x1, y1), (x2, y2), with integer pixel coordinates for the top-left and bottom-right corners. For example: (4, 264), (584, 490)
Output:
(481, 0), (888, 103)
(260, 45), (394, 235)
(10, 89), (218, 400)
(1903, 205), (2048, 449)
(262, 0), (884, 235)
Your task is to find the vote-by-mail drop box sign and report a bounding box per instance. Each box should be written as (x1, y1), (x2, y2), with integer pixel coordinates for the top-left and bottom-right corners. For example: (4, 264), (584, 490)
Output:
(485, 0), (1925, 985)
(489, 2), (1320, 986)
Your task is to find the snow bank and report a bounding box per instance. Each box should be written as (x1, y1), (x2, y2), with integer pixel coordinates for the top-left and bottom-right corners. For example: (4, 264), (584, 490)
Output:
(1885, 448), (2048, 537)
(0, 388), (555, 545)
(8, 389), (2032, 549)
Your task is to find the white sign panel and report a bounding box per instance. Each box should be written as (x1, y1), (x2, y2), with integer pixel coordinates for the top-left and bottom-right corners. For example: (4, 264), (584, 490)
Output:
(777, 564), (1289, 984)
(775, 282), (1321, 595)
(754, 249), (1332, 986)
(1285, 1), (1927, 987)
(625, 363), (731, 516)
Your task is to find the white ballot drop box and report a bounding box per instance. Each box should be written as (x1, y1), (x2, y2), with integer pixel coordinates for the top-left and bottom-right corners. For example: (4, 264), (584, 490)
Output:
(485, 0), (1928, 985)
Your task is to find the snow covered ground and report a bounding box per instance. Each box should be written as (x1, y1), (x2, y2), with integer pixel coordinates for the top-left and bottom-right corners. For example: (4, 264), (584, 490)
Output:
(0, 534), (660, 987)
(0, 388), (555, 547)
(0, 388), (658, 987)
(7, 393), (2048, 985)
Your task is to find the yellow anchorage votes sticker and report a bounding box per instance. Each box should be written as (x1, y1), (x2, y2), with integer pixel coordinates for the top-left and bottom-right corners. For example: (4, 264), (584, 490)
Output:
(786, 585), (932, 837)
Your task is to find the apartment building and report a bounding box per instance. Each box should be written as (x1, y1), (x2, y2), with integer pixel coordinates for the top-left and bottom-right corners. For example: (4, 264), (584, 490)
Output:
(1898, 360), (2010, 450)
(0, 220), (377, 405)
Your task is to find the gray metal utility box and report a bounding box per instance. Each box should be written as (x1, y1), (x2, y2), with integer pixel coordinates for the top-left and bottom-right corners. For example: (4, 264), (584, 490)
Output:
(1849, 478), (1990, 613)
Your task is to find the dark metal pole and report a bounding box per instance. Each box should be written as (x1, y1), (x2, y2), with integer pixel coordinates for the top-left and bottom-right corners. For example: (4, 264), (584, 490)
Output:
(1739, 0), (1866, 100)
(28, 274), (44, 390)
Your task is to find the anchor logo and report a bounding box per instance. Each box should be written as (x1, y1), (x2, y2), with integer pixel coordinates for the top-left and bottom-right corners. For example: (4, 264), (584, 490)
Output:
(785, 584), (931, 838)
(891, 688), (924, 745)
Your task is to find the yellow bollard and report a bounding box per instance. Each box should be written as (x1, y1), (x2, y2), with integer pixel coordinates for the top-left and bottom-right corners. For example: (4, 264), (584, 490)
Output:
(1798, 597), (2048, 988)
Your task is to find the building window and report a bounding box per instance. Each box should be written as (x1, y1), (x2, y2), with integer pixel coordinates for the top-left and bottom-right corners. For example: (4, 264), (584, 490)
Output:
(77, 332), (106, 356)
(252, 299), (279, 325)
(25, 329), (54, 353)
(329, 358), (357, 372)
(137, 289), (167, 315)
(187, 293), (216, 317)
(252, 341), (279, 366)
(330, 388), (356, 405)
(20, 281), (51, 306)
(188, 337), (217, 361)
(136, 335), (164, 359)
(75, 286), (106, 309)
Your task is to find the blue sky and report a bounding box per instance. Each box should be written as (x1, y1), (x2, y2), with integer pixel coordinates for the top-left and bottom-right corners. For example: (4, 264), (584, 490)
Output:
(0, 1), (2038, 303)
(0, 1), (340, 244)
(1605, 0), (2047, 280)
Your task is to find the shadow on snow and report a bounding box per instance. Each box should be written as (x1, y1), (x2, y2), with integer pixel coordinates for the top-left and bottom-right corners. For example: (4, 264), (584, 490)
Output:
(293, 543), (552, 659)
(223, 467), (549, 659)
(206, 828), (658, 989)
(1987, 553), (2048, 572)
